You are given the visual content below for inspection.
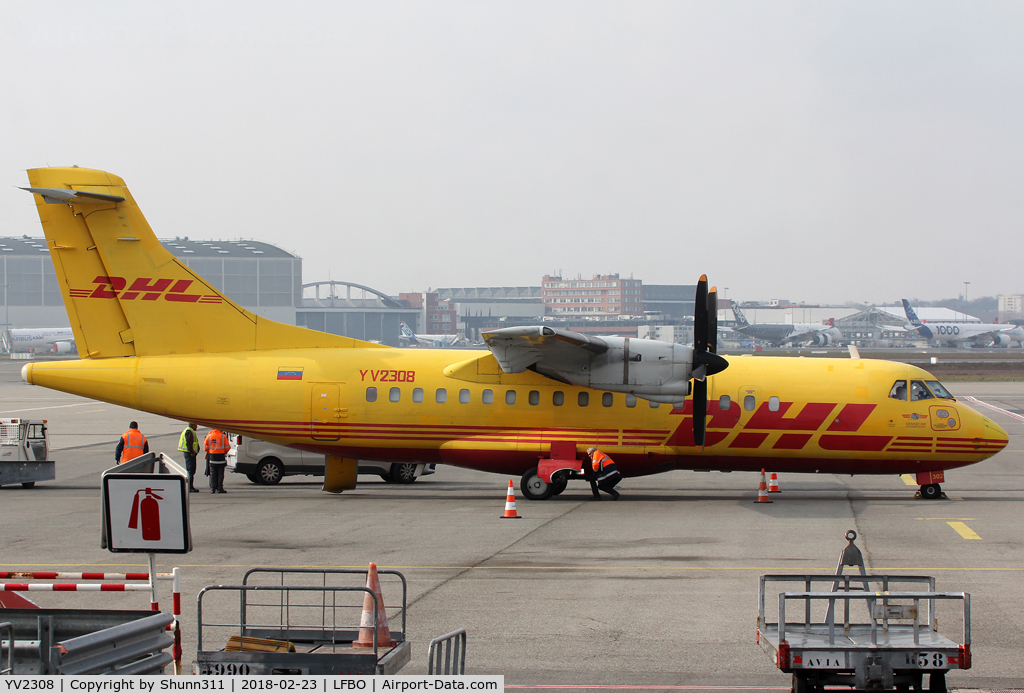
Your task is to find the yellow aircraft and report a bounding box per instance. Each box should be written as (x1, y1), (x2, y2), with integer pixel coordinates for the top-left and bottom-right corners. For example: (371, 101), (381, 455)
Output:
(19, 167), (1009, 500)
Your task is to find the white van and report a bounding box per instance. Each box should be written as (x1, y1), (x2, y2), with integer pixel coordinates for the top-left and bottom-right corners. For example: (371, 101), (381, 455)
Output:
(227, 436), (435, 486)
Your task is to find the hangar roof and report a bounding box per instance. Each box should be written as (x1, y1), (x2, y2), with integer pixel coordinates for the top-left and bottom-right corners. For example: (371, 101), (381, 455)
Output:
(0, 236), (297, 259)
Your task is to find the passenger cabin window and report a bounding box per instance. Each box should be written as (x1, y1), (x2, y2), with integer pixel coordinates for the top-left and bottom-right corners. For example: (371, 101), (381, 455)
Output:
(389, 387), (401, 402)
(505, 390), (517, 405)
(744, 395), (756, 411)
(436, 388), (447, 403)
(910, 381), (935, 402)
(889, 380), (907, 401)
(578, 392), (589, 407)
(719, 395), (731, 410)
(482, 389), (494, 404)
(602, 393), (613, 407)
(529, 390), (540, 406)
(768, 396), (780, 412)
(459, 389), (471, 404)
(625, 395), (637, 408)
(366, 387), (377, 402)
(925, 380), (954, 400)
(412, 388), (424, 403)
(553, 391), (564, 406)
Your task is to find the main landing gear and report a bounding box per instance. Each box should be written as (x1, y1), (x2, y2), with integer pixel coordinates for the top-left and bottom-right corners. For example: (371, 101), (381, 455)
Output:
(520, 467), (568, 501)
(919, 483), (944, 500)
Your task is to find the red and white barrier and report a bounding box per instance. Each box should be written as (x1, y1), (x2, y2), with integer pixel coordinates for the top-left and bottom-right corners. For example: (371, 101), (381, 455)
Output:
(1, 565), (183, 673)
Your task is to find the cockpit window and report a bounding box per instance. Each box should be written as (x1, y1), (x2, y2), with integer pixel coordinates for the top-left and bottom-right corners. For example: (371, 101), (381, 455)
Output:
(910, 380), (935, 401)
(925, 380), (954, 400)
(888, 380), (907, 401)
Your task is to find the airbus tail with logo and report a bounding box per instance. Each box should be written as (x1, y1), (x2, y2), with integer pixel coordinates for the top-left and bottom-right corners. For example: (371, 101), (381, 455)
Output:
(18, 167), (1008, 500)
(902, 299), (1024, 347)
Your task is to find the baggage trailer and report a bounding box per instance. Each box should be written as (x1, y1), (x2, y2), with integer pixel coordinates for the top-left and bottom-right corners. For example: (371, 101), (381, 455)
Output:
(0, 419), (53, 488)
(193, 568), (411, 675)
(756, 533), (971, 692)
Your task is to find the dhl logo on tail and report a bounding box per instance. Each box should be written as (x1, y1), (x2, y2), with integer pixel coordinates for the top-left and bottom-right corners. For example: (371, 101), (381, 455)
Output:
(70, 276), (222, 303)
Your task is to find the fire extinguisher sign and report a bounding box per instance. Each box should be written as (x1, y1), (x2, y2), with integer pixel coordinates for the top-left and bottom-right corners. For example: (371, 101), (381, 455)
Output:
(103, 473), (191, 553)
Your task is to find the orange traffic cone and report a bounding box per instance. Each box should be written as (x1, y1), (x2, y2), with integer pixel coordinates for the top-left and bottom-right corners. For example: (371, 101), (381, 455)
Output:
(352, 562), (397, 648)
(755, 469), (773, 504)
(501, 479), (521, 519)
(768, 472), (781, 493)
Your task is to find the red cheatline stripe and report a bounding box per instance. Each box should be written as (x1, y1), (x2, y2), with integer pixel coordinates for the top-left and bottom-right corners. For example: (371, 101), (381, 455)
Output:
(505, 687), (790, 691)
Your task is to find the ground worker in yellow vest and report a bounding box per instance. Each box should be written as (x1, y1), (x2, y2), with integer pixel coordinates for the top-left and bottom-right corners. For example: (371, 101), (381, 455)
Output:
(204, 427), (231, 494)
(115, 421), (149, 464)
(586, 446), (622, 500)
(178, 423), (201, 493)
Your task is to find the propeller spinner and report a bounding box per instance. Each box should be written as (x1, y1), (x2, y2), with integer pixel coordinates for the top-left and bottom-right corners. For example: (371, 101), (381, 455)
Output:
(692, 275), (729, 447)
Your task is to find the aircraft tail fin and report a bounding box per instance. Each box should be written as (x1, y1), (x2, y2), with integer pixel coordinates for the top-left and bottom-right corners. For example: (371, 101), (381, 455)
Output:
(901, 299), (923, 326)
(400, 321), (416, 339)
(731, 304), (749, 327)
(901, 299), (932, 339)
(24, 167), (384, 358)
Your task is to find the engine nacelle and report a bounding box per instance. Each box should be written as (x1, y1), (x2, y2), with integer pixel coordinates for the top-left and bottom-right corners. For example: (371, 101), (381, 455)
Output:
(992, 333), (1011, 347)
(50, 341), (73, 354)
(536, 337), (696, 399)
(812, 333), (833, 346)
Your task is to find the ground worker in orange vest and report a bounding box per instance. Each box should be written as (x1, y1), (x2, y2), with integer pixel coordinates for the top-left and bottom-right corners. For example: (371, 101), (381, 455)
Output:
(586, 446), (622, 500)
(115, 421), (149, 464)
(204, 427), (231, 494)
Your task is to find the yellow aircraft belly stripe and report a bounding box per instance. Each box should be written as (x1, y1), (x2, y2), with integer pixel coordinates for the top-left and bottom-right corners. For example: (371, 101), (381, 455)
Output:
(947, 521), (982, 540)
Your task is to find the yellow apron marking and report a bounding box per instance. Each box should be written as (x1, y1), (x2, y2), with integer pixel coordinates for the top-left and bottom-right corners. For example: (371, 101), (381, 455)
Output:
(900, 474), (917, 486)
(947, 521), (981, 540)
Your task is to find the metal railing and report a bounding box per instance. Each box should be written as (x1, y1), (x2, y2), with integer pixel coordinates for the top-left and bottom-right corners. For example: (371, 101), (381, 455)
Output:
(428, 629), (466, 675)
(197, 585), (388, 656)
(49, 612), (174, 675)
(0, 622), (13, 675)
(777, 591), (970, 648)
(242, 567), (408, 639)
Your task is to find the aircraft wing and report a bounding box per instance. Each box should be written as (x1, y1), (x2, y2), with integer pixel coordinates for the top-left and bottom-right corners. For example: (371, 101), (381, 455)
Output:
(482, 326), (608, 374)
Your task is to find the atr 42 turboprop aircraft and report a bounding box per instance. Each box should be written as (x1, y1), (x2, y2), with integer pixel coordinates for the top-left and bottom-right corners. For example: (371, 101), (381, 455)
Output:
(902, 300), (1024, 348)
(731, 305), (843, 347)
(400, 321), (462, 347)
(18, 168), (1009, 501)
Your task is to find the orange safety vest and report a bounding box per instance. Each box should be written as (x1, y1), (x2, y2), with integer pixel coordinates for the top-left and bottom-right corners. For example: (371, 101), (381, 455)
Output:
(120, 429), (147, 464)
(204, 429), (230, 455)
(590, 450), (613, 472)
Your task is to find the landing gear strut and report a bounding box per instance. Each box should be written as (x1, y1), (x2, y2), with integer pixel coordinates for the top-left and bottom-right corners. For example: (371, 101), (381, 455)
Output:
(920, 483), (943, 500)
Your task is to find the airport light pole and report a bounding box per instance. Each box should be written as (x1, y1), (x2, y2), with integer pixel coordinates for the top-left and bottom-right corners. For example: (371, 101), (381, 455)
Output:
(963, 281), (970, 305)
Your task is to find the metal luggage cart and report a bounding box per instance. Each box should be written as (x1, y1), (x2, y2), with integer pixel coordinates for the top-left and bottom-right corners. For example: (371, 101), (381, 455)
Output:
(194, 568), (410, 675)
(756, 533), (970, 692)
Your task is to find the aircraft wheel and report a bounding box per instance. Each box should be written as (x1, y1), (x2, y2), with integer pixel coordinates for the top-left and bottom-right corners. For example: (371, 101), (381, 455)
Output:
(551, 476), (568, 497)
(256, 458), (284, 485)
(21, 482), (35, 489)
(520, 467), (554, 500)
(388, 463), (418, 484)
(921, 483), (942, 500)
(928, 671), (947, 693)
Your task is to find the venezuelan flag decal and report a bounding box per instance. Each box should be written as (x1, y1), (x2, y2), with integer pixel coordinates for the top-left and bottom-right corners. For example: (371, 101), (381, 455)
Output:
(277, 368), (303, 381)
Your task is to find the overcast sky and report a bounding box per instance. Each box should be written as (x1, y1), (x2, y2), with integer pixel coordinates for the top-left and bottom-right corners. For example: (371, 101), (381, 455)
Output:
(2, 2), (1022, 305)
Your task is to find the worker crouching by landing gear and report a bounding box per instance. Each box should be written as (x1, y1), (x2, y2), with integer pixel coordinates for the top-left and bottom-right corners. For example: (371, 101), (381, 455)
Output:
(585, 446), (622, 500)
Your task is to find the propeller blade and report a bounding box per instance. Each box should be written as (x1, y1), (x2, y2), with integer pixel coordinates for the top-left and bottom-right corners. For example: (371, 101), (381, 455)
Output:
(708, 286), (718, 354)
(694, 275), (708, 355)
(693, 378), (707, 447)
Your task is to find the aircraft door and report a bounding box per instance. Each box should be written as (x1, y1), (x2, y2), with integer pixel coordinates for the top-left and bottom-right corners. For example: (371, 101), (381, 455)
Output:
(310, 382), (349, 440)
